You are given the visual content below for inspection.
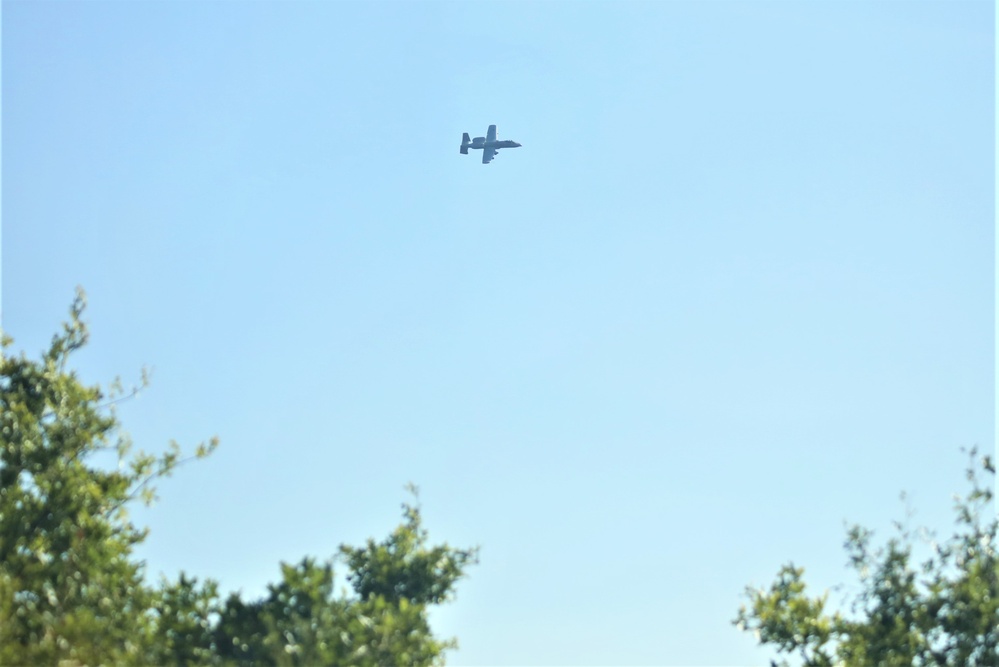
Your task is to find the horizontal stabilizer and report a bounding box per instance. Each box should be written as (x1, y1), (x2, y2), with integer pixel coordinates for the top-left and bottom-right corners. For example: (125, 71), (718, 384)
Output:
(460, 132), (471, 154)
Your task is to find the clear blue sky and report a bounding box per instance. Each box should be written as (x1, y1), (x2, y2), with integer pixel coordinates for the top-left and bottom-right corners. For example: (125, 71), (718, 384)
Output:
(3, 1), (993, 664)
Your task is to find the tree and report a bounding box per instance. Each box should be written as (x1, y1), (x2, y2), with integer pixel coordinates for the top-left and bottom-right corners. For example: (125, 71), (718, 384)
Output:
(209, 492), (479, 667)
(735, 448), (998, 666)
(0, 290), (478, 665)
(340, 483), (478, 607)
(0, 289), (210, 665)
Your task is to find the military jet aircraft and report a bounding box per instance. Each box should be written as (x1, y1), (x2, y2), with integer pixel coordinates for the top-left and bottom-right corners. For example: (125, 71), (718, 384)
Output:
(460, 125), (522, 164)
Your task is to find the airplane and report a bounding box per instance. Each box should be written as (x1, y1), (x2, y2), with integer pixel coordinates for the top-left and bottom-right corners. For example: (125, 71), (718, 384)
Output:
(460, 125), (522, 164)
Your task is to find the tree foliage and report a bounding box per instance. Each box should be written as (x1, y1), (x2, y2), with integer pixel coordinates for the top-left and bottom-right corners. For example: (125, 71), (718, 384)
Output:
(341, 484), (478, 607)
(735, 449), (998, 666)
(0, 290), (478, 666)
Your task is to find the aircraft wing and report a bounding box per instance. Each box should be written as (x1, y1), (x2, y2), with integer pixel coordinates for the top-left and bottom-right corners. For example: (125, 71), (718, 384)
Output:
(482, 147), (497, 164)
(486, 125), (497, 142)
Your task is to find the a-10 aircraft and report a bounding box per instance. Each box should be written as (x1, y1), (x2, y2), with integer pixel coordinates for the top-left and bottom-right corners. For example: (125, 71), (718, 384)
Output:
(460, 125), (522, 164)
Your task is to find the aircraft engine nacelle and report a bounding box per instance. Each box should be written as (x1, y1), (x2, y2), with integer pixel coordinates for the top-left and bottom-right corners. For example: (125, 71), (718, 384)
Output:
(472, 137), (485, 146)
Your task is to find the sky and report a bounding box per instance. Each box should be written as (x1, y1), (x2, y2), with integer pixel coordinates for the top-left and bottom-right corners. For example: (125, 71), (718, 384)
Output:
(2, 1), (994, 665)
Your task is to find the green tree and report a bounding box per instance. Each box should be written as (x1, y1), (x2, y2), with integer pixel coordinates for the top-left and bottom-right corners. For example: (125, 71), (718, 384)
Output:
(735, 448), (998, 666)
(340, 484), (479, 607)
(1, 291), (478, 666)
(208, 495), (479, 667)
(211, 514), (478, 667)
(0, 289), (216, 665)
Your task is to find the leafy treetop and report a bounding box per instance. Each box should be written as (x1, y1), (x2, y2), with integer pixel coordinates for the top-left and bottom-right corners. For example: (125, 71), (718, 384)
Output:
(735, 448), (998, 667)
(0, 290), (477, 666)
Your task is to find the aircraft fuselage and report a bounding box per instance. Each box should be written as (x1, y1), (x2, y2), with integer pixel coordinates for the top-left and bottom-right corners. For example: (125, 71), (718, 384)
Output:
(468, 137), (521, 150)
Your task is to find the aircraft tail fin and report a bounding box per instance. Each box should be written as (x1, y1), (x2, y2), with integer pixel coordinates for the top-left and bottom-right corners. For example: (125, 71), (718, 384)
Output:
(460, 132), (470, 154)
